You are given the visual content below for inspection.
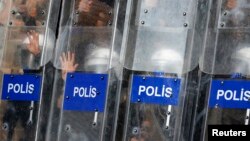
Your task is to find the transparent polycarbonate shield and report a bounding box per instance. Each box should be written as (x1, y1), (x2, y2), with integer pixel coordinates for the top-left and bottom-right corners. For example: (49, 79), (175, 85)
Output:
(48, 0), (120, 141)
(9, 0), (50, 26)
(0, 66), (55, 141)
(118, 0), (202, 141)
(200, 29), (250, 75)
(53, 27), (121, 141)
(0, 0), (56, 70)
(123, 0), (199, 75)
(119, 71), (186, 141)
(0, 0), (60, 141)
(53, 27), (115, 72)
(2, 26), (51, 69)
(0, 0), (11, 25)
(0, 0), (12, 71)
(200, 0), (250, 75)
(135, 0), (196, 27)
(218, 0), (250, 28)
(124, 28), (187, 74)
(0, 26), (6, 63)
(57, 0), (114, 28)
(0, 70), (42, 141)
(193, 75), (250, 141)
(194, 0), (250, 141)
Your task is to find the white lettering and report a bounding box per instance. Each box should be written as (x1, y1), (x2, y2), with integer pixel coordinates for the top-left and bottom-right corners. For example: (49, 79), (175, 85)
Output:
(7, 83), (14, 93)
(241, 131), (247, 136)
(138, 86), (146, 95)
(137, 85), (174, 98)
(216, 89), (250, 102)
(241, 89), (244, 101)
(14, 84), (20, 93)
(217, 90), (224, 100)
(224, 90), (233, 100)
(7, 83), (35, 94)
(162, 85), (165, 97)
(244, 91), (250, 101)
(73, 86), (97, 98)
(165, 87), (172, 98)
(233, 90), (240, 101)
(146, 86), (154, 96)
(212, 129), (247, 137)
(91, 88), (97, 98)
(212, 129), (218, 136)
(155, 87), (161, 97)
(28, 84), (34, 94)
(73, 87), (79, 97)
(78, 88), (84, 97)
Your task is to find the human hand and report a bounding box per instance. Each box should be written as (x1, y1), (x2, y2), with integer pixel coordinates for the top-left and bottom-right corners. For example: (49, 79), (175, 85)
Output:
(130, 137), (145, 141)
(77, 0), (112, 26)
(12, 19), (25, 26)
(227, 0), (237, 10)
(78, 0), (94, 13)
(26, 0), (38, 17)
(93, 1), (112, 26)
(60, 52), (79, 80)
(27, 30), (41, 56)
(57, 94), (63, 109)
(96, 12), (109, 26)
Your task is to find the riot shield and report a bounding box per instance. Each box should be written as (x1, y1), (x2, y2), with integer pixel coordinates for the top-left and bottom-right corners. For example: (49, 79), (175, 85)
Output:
(47, 0), (123, 141)
(0, 0), (60, 140)
(116, 0), (202, 141)
(194, 0), (250, 140)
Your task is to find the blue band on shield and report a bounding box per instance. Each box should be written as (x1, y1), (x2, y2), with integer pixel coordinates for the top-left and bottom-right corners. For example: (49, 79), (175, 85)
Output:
(63, 73), (108, 112)
(131, 75), (181, 105)
(2, 74), (42, 101)
(209, 79), (250, 109)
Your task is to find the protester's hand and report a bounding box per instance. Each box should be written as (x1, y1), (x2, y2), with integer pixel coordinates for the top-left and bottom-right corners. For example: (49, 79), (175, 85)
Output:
(130, 137), (145, 141)
(78, 0), (94, 12)
(227, 0), (237, 9)
(27, 30), (41, 56)
(57, 94), (63, 109)
(60, 52), (79, 80)
(77, 0), (112, 26)
(13, 19), (25, 26)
